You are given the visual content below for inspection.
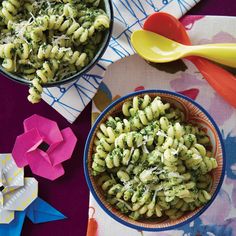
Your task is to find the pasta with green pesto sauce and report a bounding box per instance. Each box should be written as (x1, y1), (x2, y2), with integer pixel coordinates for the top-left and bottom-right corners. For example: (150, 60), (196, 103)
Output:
(92, 95), (218, 221)
(0, 0), (110, 103)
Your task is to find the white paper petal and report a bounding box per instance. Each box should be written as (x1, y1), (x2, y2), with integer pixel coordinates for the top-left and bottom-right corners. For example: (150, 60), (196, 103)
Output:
(0, 154), (38, 224)
(0, 208), (14, 224)
(0, 192), (3, 208)
(0, 169), (6, 187)
(4, 178), (38, 211)
(1, 154), (24, 188)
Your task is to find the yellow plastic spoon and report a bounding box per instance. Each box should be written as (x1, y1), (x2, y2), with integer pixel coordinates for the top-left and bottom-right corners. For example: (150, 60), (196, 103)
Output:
(131, 30), (236, 68)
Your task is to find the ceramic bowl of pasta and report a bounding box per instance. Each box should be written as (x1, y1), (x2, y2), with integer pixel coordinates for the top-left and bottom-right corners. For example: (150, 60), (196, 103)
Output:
(84, 89), (225, 231)
(0, 0), (113, 103)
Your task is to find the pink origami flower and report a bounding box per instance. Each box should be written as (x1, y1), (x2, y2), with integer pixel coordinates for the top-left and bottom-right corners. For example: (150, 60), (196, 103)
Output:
(12, 114), (77, 181)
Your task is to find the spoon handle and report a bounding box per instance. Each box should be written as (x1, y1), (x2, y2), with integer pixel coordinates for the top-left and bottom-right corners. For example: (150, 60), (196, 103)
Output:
(186, 44), (236, 68)
(189, 56), (236, 108)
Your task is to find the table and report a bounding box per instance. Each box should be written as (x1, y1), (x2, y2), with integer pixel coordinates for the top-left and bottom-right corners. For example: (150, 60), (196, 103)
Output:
(0, 0), (235, 235)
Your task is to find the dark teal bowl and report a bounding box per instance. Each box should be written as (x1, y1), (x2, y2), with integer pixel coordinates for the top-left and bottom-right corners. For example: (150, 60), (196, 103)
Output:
(0, 0), (113, 87)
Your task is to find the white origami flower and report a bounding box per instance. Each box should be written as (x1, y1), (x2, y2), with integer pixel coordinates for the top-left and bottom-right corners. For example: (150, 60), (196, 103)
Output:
(0, 154), (38, 223)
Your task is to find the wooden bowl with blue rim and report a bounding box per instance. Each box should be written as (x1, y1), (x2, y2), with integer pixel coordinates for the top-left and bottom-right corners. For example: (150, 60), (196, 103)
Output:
(84, 89), (225, 231)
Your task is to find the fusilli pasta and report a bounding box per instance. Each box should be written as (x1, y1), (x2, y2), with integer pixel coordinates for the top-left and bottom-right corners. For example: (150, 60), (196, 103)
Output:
(0, 0), (110, 103)
(92, 95), (218, 221)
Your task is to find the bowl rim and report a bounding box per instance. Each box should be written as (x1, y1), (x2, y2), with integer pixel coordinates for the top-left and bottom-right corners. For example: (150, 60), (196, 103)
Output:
(83, 89), (226, 232)
(0, 0), (114, 88)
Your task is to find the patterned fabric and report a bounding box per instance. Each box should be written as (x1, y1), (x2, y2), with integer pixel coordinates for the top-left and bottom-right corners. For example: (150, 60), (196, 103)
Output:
(89, 16), (236, 236)
(42, 0), (200, 123)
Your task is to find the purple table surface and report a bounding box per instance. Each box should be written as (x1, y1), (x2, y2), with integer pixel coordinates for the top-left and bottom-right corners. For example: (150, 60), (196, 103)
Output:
(0, 0), (235, 236)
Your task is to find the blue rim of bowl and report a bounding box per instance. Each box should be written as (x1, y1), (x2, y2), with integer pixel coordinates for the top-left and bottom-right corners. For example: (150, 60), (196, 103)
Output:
(84, 89), (226, 232)
(0, 0), (114, 88)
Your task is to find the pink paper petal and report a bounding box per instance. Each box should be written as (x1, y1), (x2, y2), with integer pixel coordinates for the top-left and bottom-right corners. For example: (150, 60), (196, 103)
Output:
(39, 149), (53, 166)
(23, 114), (63, 150)
(26, 150), (65, 181)
(48, 128), (77, 167)
(12, 129), (43, 168)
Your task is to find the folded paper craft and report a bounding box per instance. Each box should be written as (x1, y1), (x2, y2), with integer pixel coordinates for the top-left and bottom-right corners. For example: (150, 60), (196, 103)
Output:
(0, 211), (25, 236)
(0, 154), (66, 235)
(26, 197), (66, 223)
(0, 154), (38, 224)
(12, 114), (77, 180)
(0, 197), (66, 236)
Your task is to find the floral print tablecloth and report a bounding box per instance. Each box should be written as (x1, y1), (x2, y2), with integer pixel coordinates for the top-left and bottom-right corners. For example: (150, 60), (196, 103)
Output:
(89, 15), (236, 236)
